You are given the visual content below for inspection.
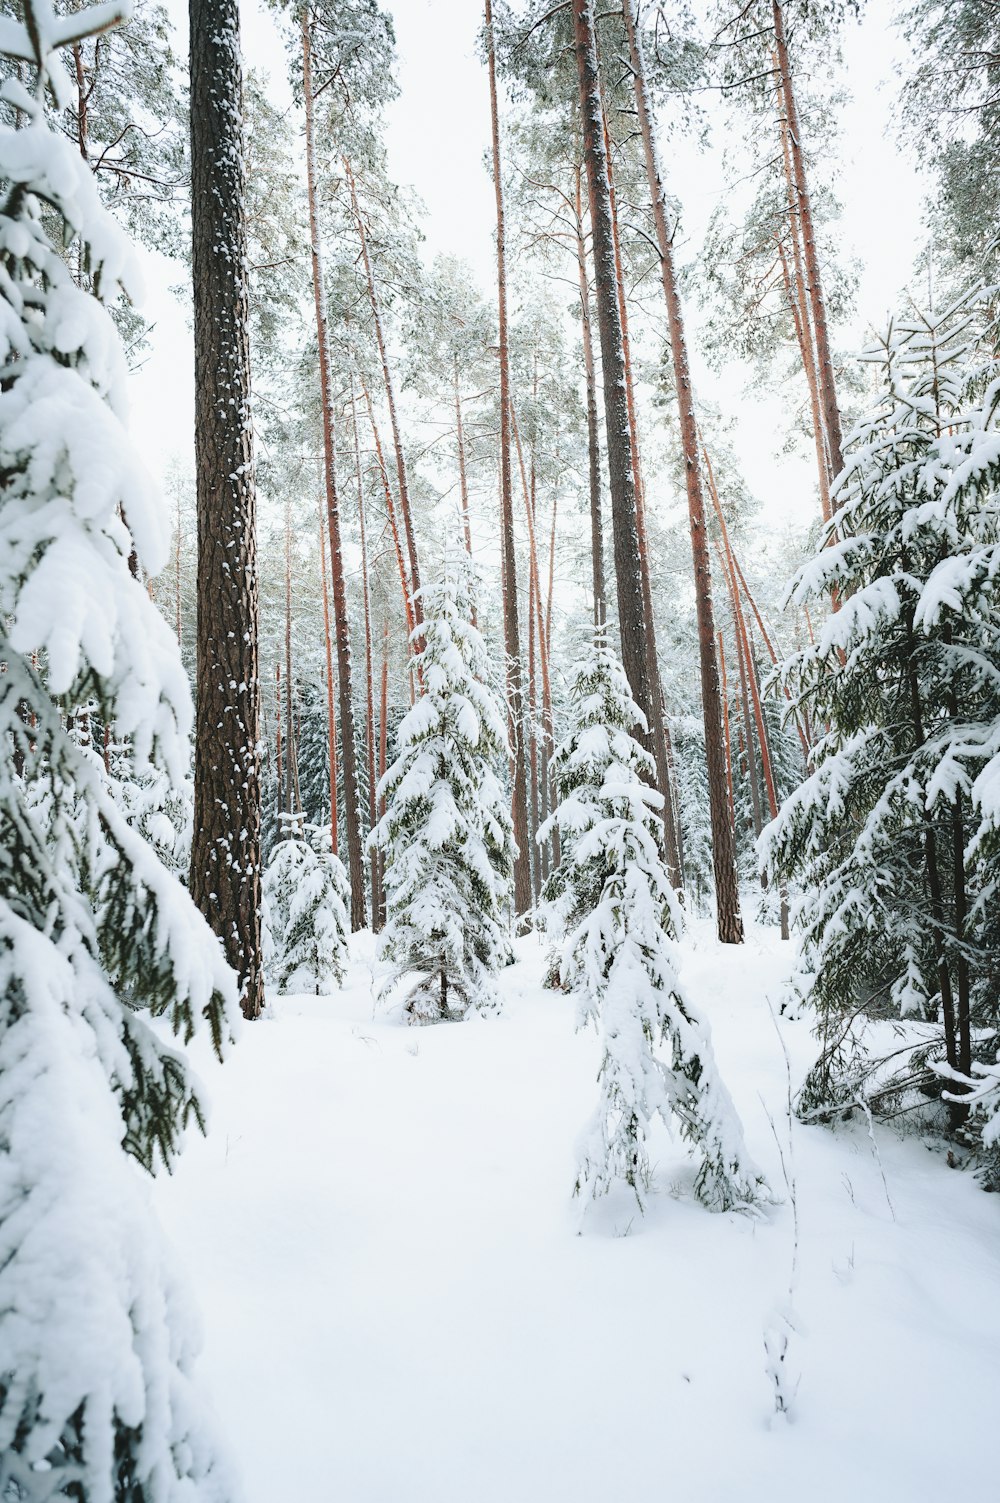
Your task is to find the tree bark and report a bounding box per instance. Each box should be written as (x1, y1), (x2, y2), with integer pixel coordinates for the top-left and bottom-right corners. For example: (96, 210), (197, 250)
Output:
(772, 0), (844, 486)
(622, 0), (743, 942)
(351, 380), (381, 927)
(601, 103), (683, 890)
(317, 505), (339, 853)
(345, 158), (422, 628)
(284, 491), (298, 819)
(574, 164), (606, 627)
(302, 10), (366, 929)
(189, 0), (263, 1018)
(572, 0), (656, 770)
(485, 0), (532, 923)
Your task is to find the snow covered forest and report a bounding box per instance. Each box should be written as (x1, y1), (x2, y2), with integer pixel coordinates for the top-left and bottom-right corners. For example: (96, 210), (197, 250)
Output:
(3, 0), (1000, 1495)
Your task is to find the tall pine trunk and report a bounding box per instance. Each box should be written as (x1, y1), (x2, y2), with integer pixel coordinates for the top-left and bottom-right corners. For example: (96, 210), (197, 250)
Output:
(485, 0), (532, 922)
(189, 0), (264, 1017)
(602, 108), (683, 889)
(302, 11), (366, 928)
(622, 0), (742, 942)
(317, 503), (339, 855)
(346, 159), (422, 628)
(772, 0), (844, 486)
(351, 381), (381, 928)
(573, 166), (606, 627)
(571, 0), (654, 771)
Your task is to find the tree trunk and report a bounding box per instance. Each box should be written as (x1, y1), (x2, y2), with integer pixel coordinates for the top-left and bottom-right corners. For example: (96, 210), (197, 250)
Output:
(302, 10), (366, 929)
(772, 0), (844, 487)
(351, 379), (381, 927)
(572, 0), (655, 771)
(485, 0), (532, 924)
(345, 159), (422, 628)
(378, 616), (389, 929)
(454, 358), (476, 625)
(601, 104), (683, 889)
(284, 491), (298, 819)
(718, 628), (735, 827)
(317, 504), (339, 855)
(360, 378), (417, 649)
(622, 0), (743, 942)
(188, 0), (263, 1018)
(574, 165), (606, 627)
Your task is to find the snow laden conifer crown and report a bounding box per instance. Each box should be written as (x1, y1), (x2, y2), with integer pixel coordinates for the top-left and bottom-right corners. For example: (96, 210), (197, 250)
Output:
(543, 628), (768, 1213)
(0, 3), (240, 1497)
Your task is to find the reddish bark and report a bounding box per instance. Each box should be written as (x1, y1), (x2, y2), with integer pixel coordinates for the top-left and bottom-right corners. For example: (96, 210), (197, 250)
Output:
(485, 0), (532, 923)
(317, 505), (339, 855)
(303, 11), (366, 928)
(345, 159), (422, 627)
(622, 0), (743, 942)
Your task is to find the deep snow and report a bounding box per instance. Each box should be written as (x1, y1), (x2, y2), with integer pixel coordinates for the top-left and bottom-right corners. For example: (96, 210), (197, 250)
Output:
(155, 919), (1000, 1503)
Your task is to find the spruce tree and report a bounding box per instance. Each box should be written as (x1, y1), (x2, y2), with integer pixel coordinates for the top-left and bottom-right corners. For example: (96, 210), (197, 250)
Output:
(262, 821), (350, 994)
(764, 290), (1000, 1143)
(0, 5), (237, 1493)
(541, 631), (767, 1211)
(373, 572), (515, 1022)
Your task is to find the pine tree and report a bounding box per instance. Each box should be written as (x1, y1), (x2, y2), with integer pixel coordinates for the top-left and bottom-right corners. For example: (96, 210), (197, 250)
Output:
(262, 821), (349, 995)
(541, 631), (767, 1211)
(0, 4), (237, 1492)
(764, 290), (1000, 1141)
(373, 571), (515, 1023)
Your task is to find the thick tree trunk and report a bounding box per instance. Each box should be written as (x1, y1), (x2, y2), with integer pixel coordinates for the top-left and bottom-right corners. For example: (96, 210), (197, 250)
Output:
(189, 0), (264, 1017)
(572, 0), (655, 767)
(485, 0), (532, 923)
(345, 159), (422, 628)
(622, 0), (743, 942)
(302, 12), (366, 929)
(772, 0), (844, 487)
(602, 107), (683, 890)
(718, 628), (735, 827)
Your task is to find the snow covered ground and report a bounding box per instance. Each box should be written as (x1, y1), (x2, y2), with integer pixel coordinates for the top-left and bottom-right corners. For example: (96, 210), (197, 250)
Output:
(155, 918), (1000, 1502)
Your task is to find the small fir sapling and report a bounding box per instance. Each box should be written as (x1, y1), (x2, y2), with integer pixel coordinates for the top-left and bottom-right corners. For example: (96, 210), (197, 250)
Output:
(0, 3), (239, 1495)
(541, 629), (768, 1212)
(372, 571), (515, 1023)
(262, 818), (349, 994)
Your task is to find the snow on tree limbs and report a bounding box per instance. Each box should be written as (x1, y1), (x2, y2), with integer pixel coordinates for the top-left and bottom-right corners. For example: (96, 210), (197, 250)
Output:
(0, 3), (240, 1495)
(541, 630), (767, 1212)
(764, 287), (1000, 1174)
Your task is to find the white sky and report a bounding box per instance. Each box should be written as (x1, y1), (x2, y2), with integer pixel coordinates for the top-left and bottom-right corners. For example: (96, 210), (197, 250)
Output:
(128, 0), (928, 528)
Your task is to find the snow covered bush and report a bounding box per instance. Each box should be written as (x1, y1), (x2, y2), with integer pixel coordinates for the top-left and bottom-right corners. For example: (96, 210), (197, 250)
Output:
(764, 290), (1000, 1151)
(372, 572), (515, 1023)
(541, 629), (768, 1212)
(0, 3), (238, 1494)
(262, 820), (349, 994)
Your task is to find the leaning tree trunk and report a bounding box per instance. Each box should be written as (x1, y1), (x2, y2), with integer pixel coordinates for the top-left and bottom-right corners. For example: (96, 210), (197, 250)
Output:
(346, 159), (422, 628)
(772, 0), (844, 487)
(571, 0), (656, 764)
(485, 0), (532, 923)
(189, 0), (264, 1017)
(302, 10), (366, 929)
(622, 0), (743, 943)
